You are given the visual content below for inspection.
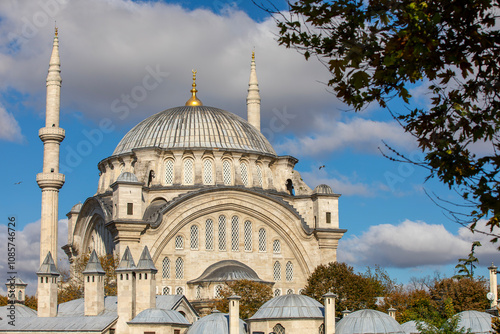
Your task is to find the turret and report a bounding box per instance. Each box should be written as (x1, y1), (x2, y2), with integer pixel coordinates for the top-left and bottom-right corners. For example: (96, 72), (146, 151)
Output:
(135, 246), (157, 314)
(111, 172), (143, 221)
(5, 277), (27, 304)
(323, 292), (337, 334)
(83, 250), (105, 316)
(36, 252), (59, 317)
(228, 295), (241, 334)
(247, 51), (261, 131)
(116, 247), (136, 333)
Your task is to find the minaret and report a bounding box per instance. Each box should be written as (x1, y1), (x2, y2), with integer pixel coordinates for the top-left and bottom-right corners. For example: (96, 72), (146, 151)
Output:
(37, 27), (65, 266)
(247, 51), (261, 131)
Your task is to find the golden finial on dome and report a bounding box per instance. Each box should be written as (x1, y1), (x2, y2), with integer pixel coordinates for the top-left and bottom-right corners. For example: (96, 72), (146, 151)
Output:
(55, 26), (58, 37)
(252, 50), (255, 61)
(185, 69), (203, 106)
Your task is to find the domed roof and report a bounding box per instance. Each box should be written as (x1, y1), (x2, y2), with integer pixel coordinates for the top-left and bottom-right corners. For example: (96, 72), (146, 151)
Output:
(313, 184), (334, 194)
(454, 310), (493, 334)
(250, 294), (324, 320)
(116, 172), (139, 183)
(401, 320), (419, 334)
(336, 309), (405, 334)
(187, 310), (247, 334)
(113, 106), (276, 156)
(129, 308), (190, 325)
(188, 260), (268, 284)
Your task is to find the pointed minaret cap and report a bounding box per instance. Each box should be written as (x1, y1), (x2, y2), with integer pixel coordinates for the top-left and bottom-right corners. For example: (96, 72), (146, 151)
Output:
(185, 69), (203, 106)
(83, 250), (105, 275)
(37, 252), (60, 276)
(116, 246), (136, 272)
(136, 246), (158, 273)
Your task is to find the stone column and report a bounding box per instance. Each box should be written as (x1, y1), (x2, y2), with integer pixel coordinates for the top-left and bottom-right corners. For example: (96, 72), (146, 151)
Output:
(323, 292), (337, 334)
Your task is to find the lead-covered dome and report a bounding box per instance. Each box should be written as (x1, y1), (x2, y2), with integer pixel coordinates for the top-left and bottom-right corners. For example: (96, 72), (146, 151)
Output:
(113, 106), (276, 156)
(250, 294), (324, 320)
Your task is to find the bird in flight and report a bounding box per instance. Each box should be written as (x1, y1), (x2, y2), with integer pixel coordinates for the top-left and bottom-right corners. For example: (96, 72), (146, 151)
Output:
(319, 165), (325, 170)
(14, 181), (22, 185)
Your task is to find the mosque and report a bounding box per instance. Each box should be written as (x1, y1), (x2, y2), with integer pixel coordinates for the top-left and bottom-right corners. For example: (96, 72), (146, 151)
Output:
(0, 30), (497, 334)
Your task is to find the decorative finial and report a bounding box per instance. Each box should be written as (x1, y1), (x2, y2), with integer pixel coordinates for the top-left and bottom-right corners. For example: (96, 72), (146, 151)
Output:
(252, 50), (255, 61)
(185, 69), (203, 106)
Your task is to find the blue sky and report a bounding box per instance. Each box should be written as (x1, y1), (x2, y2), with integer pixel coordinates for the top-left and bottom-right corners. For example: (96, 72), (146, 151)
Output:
(0, 0), (498, 294)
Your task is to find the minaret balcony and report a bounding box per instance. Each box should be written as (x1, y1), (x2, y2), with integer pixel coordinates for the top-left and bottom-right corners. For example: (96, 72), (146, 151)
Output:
(39, 127), (65, 142)
(36, 173), (65, 189)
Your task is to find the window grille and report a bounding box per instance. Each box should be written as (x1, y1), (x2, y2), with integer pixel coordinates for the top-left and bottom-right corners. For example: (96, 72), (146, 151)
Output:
(190, 225), (199, 249)
(274, 289), (281, 297)
(286, 289), (294, 295)
(163, 286), (170, 295)
(258, 228), (266, 252)
(240, 162), (249, 186)
(273, 324), (285, 334)
(273, 239), (281, 254)
(215, 285), (223, 298)
(231, 216), (239, 251)
(203, 159), (213, 184)
(319, 323), (325, 334)
(165, 160), (174, 185)
(244, 221), (252, 251)
(273, 261), (281, 281)
(223, 160), (232, 185)
(218, 215), (226, 251)
(298, 288), (304, 295)
(175, 258), (183, 279)
(175, 235), (184, 250)
(176, 286), (184, 295)
(183, 159), (194, 185)
(162, 257), (170, 279)
(196, 285), (202, 300)
(286, 261), (293, 281)
(256, 165), (263, 187)
(205, 219), (214, 250)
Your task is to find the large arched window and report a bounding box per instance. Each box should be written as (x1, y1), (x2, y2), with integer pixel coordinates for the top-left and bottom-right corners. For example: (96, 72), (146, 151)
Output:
(175, 258), (184, 279)
(205, 219), (214, 250)
(273, 324), (285, 334)
(258, 228), (266, 252)
(164, 159), (174, 185)
(286, 261), (293, 281)
(273, 239), (281, 254)
(244, 221), (252, 251)
(218, 215), (227, 251)
(203, 159), (214, 185)
(183, 159), (194, 185)
(190, 225), (199, 250)
(231, 216), (239, 251)
(240, 162), (249, 186)
(162, 257), (170, 279)
(175, 235), (184, 250)
(222, 160), (232, 185)
(256, 164), (263, 187)
(273, 261), (281, 281)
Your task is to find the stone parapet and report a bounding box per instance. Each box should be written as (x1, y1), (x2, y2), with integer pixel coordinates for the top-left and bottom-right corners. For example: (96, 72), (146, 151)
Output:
(39, 127), (65, 142)
(36, 172), (65, 189)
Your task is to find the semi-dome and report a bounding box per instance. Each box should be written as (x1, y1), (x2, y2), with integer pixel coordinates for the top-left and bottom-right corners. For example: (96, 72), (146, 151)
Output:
(129, 308), (190, 325)
(313, 184), (334, 194)
(187, 310), (247, 334)
(336, 309), (405, 334)
(188, 260), (268, 284)
(454, 310), (493, 334)
(112, 106), (276, 156)
(250, 294), (324, 320)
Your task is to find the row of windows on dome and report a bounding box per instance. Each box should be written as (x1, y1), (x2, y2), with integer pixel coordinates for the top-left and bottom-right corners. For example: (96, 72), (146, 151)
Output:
(171, 217), (282, 253)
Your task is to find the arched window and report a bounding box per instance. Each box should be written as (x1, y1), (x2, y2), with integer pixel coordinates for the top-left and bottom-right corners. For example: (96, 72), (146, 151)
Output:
(319, 323), (325, 334)
(164, 160), (174, 185)
(218, 215), (227, 251)
(176, 286), (184, 295)
(258, 228), (266, 252)
(286, 289), (294, 295)
(273, 239), (281, 254)
(286, 261), (293, 281)
(175, 258), (183, 279)
(273, 261), (281, 281)
(183, 159), (194, 185)
(205, 219), (214, 250)
(273, 323), (285, 334)
(222, 160), (232, 185)
(190, 225), (199, 250)
(203, 159), (214, 184)
(244, 221), (252, 251)
(240, 162), (249, 186)
(231, 216), (239, 251)
(214, 285), (223, 298)
(286, 179), (294, 195)
(196, 285), (202, 300)
(298, 288), (304, 295)
(256, 165), (263, 187)
(162, 257), (170, 279)
(274, 289), (281, 297)
(175, 235), (184, 250)
(163, 286), (170, 295)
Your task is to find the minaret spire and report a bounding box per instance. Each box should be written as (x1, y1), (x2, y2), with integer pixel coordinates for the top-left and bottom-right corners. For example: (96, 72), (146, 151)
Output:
(37, 28), (65, 267)
(247, 51), (261, 131)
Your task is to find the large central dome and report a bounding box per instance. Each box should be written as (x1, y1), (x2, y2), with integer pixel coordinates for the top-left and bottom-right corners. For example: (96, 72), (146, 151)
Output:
(113, 106), (276, 156)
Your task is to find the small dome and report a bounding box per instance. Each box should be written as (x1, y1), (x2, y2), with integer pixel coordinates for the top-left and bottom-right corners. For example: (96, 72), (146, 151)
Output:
(250, 294), (324, 320)
(188, 260), (268, 284)
(70, 202), (82, 212)
(116, 172), (139, 183)
(129, 308), (190, 325)
(336, 309), (405, 334)
(401, 320), (419, 334)
(187, 310), (247, 334)
(313, 184), (333, 194)
(454, 310), (493, 334)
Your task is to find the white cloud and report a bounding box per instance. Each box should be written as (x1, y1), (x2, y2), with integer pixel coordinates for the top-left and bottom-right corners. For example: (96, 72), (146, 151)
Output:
(338, 219), (499, 269)
(0, 104), (23, 142)
(0, 219), (68, 295)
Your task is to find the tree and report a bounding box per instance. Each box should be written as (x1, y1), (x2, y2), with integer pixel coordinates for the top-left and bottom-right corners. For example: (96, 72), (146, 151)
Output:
(492, 313), (500, 334)
(417, 314), (472, 334)
(213, 280), (273, 319)
(302, 262), (379, 316)
(267, 0), (500, 246)
(453, 241), (481, 279)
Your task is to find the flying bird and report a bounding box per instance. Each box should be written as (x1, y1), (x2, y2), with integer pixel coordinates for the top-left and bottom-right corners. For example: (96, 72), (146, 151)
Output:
(14, 181), (22, 185)
(319, 165), (325, 170)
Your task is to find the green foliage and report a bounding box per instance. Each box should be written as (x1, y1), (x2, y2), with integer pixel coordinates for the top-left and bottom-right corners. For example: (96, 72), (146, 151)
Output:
(272, 0), (500, 245)
(417, 314), (472, 334)
(213, 280), (273, 319)
(492, 313), (500, 334)
(454, 241), (481, 279)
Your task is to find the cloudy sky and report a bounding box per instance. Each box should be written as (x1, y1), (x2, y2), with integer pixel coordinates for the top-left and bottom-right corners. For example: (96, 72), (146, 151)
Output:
(0, 0), (498, 294)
